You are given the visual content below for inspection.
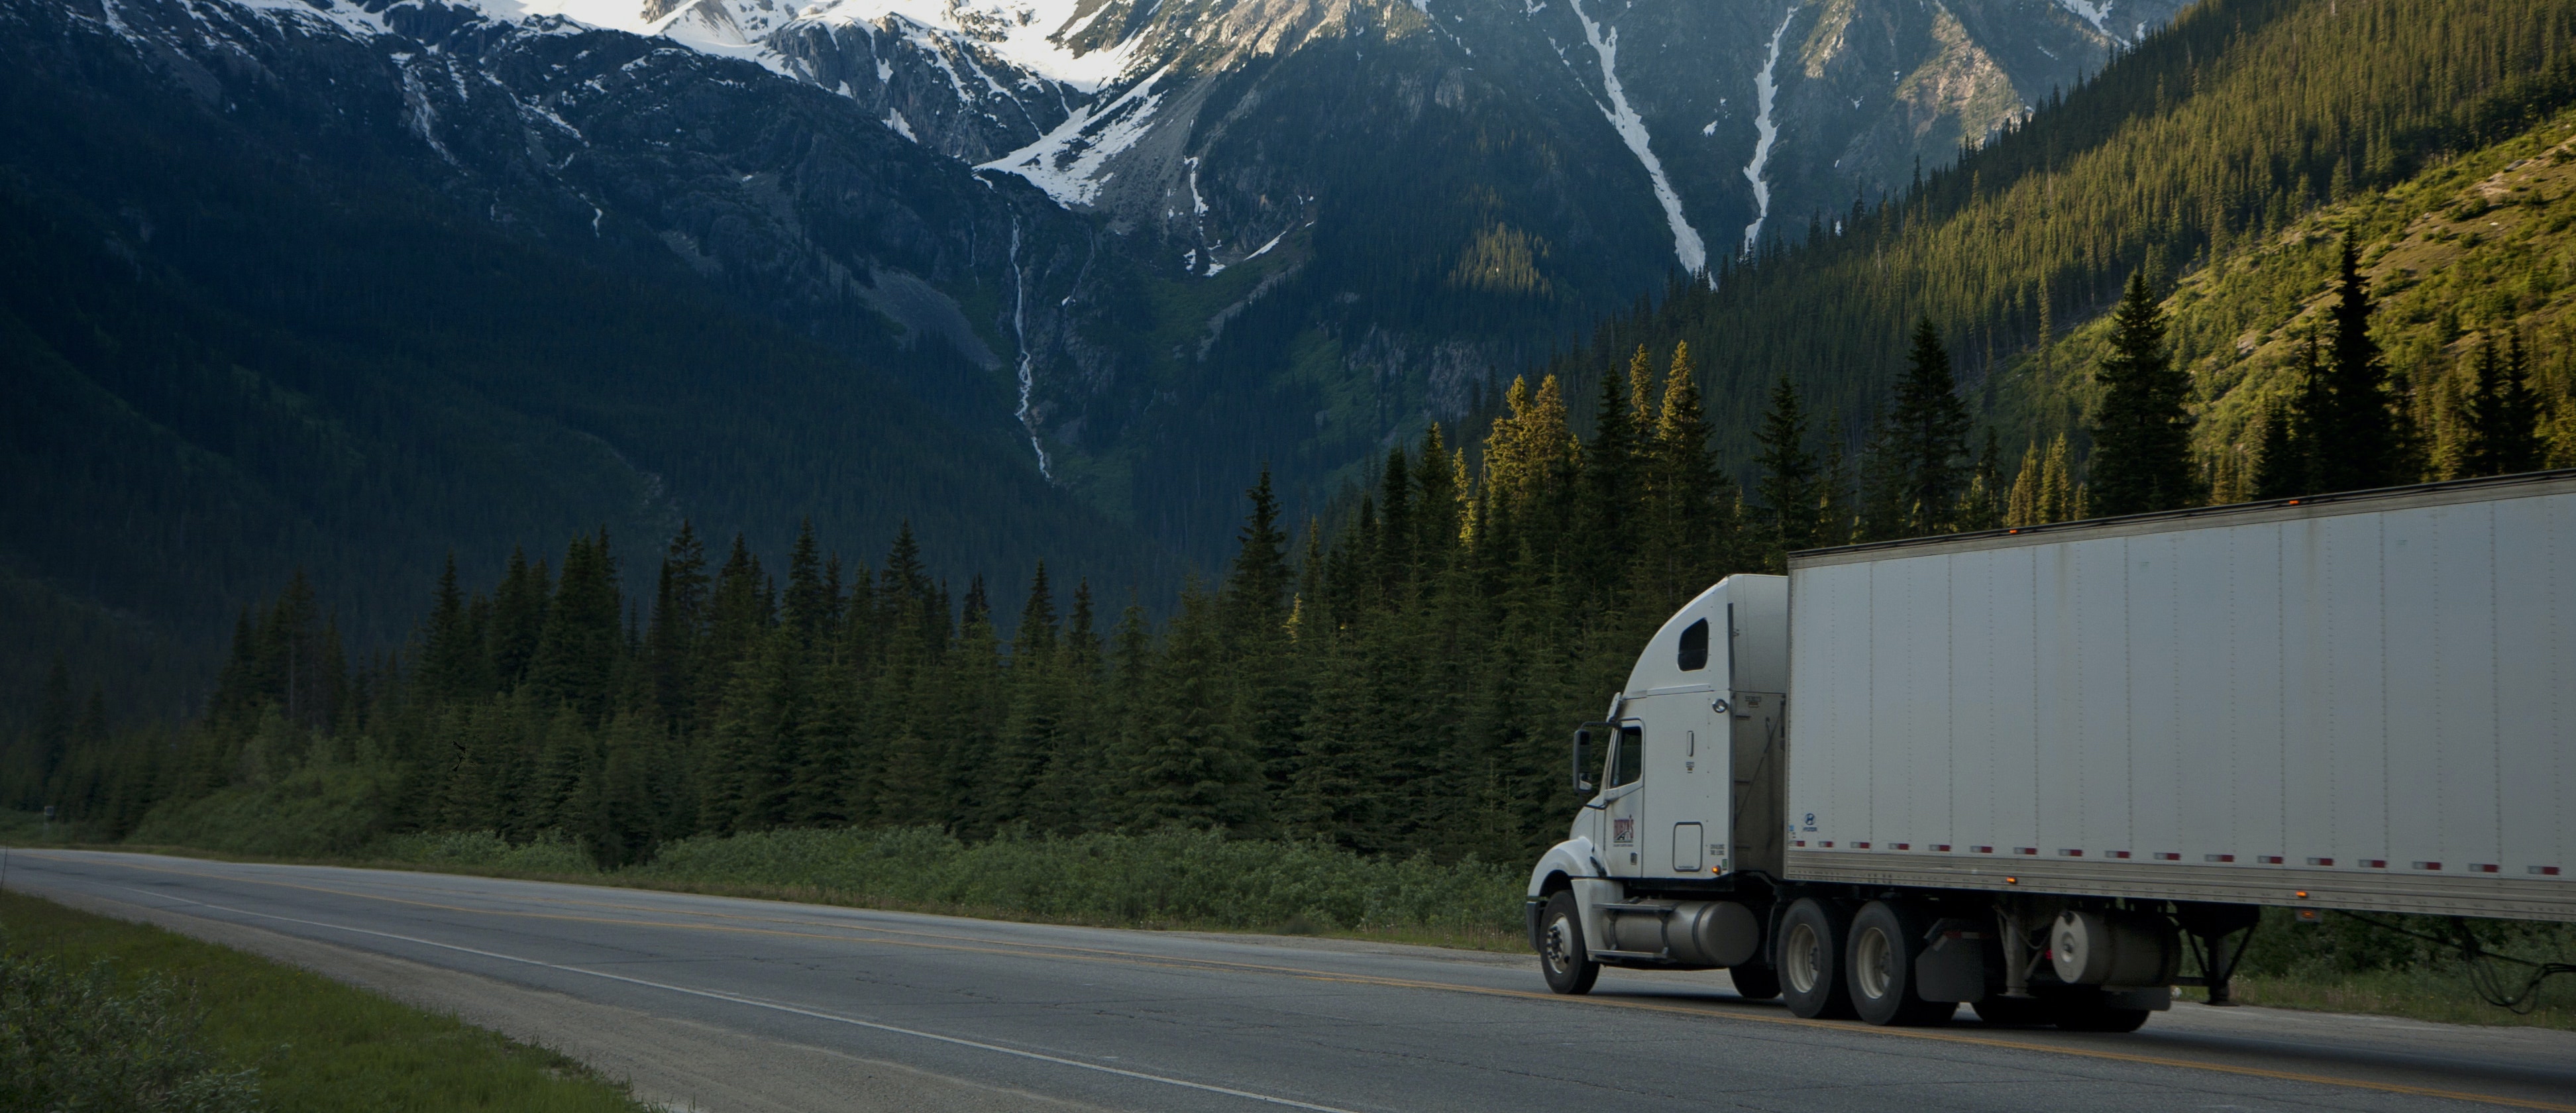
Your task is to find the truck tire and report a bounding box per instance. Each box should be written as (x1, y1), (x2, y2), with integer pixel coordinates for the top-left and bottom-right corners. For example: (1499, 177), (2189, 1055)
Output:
(1846, 901), (1958, 1026)
(1777, 898), (1858, 1019)
(2049, 990), (2151, 1033)
(1729, 964), (1782, 1001)
(1537, 891), (1600, 995)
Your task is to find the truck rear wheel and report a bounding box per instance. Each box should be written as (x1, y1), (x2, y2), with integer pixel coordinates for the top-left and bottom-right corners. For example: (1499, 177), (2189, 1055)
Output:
(1846, 901), (1957, 1026)
(1537, 891), (1599, 995)
(1778, 898), (1857, 1019)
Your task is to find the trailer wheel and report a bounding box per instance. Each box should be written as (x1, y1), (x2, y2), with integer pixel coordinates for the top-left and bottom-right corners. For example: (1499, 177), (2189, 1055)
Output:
(2049, 990), (2151, 1033)
(1846, 902), (1958, 1026)
(1537, 892), (1599, 995)
(1777, 899), (1857, 1019)
(1728, 964), (1782, 1001)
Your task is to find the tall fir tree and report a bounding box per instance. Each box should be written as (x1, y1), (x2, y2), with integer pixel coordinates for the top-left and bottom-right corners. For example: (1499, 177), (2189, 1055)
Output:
(1752, 375), (1820, 568)
(2312, 238), (2408, 492)
(2088, 271), (2198, 515)
(2458, 331), (2543, 478)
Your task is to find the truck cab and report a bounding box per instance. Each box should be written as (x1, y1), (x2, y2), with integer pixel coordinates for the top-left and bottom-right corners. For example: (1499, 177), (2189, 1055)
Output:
(1526, 575), (1787, 993)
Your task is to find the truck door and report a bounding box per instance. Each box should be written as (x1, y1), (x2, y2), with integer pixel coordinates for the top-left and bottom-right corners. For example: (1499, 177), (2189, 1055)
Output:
(1631, 693), (1722, 878)
(1601, 721), (1646, 876)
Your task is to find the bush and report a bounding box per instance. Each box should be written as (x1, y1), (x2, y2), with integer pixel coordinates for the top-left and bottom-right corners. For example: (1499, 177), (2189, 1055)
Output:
(129, 761), (398, 859)
(633, 826), (1526, 935)
(368, 829), (598, 874)
(0, 951), (262, 1112)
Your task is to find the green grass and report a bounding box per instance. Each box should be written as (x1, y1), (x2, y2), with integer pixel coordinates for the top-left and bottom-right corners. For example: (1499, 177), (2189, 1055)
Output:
(0, 888), (655, 1112)
(2213, 969), (2576, 1030)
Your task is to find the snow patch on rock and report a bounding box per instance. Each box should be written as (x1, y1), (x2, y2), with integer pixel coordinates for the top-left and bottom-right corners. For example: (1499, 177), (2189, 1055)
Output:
(1564, 0), (1705, 276)
(1740, 3), (1795, 257)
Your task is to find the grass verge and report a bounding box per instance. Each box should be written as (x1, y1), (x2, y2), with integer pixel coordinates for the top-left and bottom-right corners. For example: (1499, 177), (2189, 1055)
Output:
(0, 887), (655, 1112)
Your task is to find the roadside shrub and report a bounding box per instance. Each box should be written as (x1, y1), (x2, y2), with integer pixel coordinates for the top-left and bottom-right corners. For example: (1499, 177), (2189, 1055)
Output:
(370, 829), (597, 874)
(0, 951), (262, 1112)
(634, 826), (1525, 934)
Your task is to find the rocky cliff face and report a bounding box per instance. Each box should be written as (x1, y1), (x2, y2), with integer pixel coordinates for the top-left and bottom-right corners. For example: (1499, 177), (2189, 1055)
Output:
(20, 0), (2197, 560)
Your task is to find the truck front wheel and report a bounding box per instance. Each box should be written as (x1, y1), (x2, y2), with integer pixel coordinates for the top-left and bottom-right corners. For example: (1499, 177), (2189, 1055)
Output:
(1537, 892), (1599, 995)
(1846, 901), (1958, 1026)
(1778, 899), (1857, 1019)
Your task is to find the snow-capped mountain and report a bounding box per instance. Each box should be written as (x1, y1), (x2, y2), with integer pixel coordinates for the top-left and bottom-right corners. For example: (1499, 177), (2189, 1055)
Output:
(13, 0), (2193, 559)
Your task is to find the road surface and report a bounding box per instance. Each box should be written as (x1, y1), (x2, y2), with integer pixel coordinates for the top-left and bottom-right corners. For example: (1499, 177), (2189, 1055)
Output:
(6, 849), (2573, 1112)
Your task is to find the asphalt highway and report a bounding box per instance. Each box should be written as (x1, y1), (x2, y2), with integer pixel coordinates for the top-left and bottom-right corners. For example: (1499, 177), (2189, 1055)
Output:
(7, 850), (2573, 1112)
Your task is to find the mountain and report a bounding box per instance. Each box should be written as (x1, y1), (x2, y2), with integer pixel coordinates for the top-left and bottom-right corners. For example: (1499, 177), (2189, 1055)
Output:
(0, 0), (1175, 721)
(0, 0), (2190, 716)
(614, 0), (2190, 529)
(1548, 0), (2576, 489)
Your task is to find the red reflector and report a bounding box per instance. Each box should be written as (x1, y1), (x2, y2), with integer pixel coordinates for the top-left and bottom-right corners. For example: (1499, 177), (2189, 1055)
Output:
(2059, 849), (2084, 857)
(2156, 853), (2181, 861)
(1792, 840), (1806, 847)
(2308, 857), (2334, 866)
(2414, 861), (2442, 871)
(1821, 841), (1835, 847)
(2473, 863), (2500, 873)
(1892, 843), (1909, 850)
(1854, 842), (1872, 849)
(1972, 845), (1994, 853)
(2206, 854), (2235, 863)
(2361, 859), (2387, 868)
(2108, 851), (2131, 859)
(2535, 866), (2563, 876)
(2259, 855), (2285, 864)
(2016, 847), (2038, 855)
(1931, 844), (1952, 852)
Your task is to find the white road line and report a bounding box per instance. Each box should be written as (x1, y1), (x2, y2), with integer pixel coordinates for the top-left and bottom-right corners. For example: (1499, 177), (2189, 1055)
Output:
(113, 886), (1371, 1113)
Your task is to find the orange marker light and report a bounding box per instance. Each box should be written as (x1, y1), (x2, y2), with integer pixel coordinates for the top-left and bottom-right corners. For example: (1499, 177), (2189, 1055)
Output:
(2004, 876), (2018, 884)
(2295, 891), (2309, 899)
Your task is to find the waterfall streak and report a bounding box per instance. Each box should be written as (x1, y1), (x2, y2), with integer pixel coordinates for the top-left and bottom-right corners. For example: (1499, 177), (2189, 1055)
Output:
(1008, 220), (1054, 481)
(1739, 4), (1796, 257)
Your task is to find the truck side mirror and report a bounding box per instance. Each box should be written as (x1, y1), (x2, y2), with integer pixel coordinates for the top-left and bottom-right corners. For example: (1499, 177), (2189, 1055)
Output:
(1572, 727), (1597, 793)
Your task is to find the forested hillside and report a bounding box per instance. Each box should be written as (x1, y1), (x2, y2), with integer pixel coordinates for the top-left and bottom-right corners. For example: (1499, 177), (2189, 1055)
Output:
(1561, 0), (2576, 480)
(23, 340), (1760, 865)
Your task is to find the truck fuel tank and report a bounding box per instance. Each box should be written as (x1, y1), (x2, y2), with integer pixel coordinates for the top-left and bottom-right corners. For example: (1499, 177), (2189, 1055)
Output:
(1603, 900), (1763, 967)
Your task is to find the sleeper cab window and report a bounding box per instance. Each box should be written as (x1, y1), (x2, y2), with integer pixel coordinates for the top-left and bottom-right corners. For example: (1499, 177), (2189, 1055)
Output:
(1677, 617), (1709, 671)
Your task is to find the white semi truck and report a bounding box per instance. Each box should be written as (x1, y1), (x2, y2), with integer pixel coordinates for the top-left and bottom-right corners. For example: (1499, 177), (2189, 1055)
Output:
(1527, 469), (2576, 1030)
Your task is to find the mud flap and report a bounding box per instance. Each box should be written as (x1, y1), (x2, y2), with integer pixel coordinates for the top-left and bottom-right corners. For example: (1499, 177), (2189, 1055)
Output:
(1915, 918), (1990, 1002)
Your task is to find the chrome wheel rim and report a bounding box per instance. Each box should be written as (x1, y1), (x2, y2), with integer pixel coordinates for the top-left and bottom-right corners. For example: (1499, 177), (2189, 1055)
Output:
(1783, 922), (1821, 994)
(1854, 926), (1894, 1000)
(1543, 915), (1578, 973)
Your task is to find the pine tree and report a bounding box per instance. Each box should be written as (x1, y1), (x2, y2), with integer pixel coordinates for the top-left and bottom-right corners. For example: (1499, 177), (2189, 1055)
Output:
(529, 529), (622, 725)
(1884, 317), (1974, 535)
(2088, 271), (2198, 514)
(1752, 375), (1819, 568)
(2459, 331), (2543, 478)
(491, 548), (550, 688)
(647, 523), (708, 729)
(1223, 471), (1293, 643)
(2312, 238), (2407, 492)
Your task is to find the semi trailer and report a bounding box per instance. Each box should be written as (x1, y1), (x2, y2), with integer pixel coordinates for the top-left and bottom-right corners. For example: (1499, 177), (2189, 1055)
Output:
(1525, 468), (2576, 1030)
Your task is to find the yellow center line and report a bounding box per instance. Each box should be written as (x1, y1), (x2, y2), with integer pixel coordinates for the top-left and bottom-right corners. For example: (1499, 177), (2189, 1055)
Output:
(26, 852), (2573, 1112)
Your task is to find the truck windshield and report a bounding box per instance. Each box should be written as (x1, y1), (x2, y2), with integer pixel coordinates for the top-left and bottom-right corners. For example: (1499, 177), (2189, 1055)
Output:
(1608, 725), (1644, 788)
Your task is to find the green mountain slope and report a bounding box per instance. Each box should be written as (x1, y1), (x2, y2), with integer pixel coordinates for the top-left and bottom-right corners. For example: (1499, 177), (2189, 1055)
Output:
(1551, 0), (2576, 473)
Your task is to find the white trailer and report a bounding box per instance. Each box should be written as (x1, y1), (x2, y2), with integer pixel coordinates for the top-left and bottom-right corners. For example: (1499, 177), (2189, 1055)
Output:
(1526, 470), (2576, 1030)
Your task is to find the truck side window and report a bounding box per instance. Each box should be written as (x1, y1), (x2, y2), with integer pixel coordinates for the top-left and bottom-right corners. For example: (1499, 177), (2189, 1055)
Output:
(1609, 725), (1644, 788)
(1677, 618), (1709, 671)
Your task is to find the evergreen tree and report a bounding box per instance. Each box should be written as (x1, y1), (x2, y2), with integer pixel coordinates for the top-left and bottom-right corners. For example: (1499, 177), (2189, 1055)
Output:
(528, 529), (621, 725)
(1884, 317), (1974, 535)
(647, 523), (709, 730)
(490, 548), (549, 688)
(2459, 331), (2543, 478)
(2088, 271), (2198, 515)
(1752, 375), (1820, 568)
(1223, 471), (1293, 643)
(2312, 238), (2408, 492)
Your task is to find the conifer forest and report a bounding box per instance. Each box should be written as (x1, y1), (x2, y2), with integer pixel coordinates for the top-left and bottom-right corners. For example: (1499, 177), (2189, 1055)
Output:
(11, 0), (2576, 876)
